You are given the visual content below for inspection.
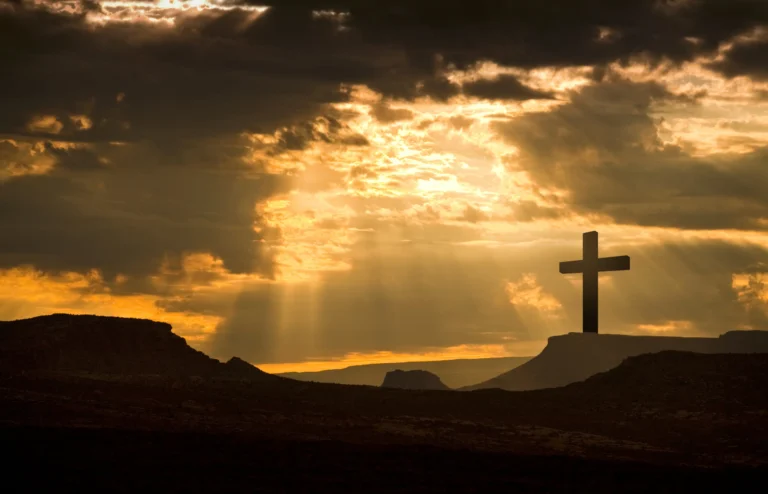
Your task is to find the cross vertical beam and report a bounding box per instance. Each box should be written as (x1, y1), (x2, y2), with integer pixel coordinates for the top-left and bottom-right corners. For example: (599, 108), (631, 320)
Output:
(559, 231), (630, 334)
(582, 231), (598, 333)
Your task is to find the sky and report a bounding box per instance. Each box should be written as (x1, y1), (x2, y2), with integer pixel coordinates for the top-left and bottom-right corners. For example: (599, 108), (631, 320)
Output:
(1, 0), (767, 373)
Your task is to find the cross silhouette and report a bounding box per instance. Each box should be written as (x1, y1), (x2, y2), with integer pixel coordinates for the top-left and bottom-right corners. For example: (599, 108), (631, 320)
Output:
(559, 231), (630, 333)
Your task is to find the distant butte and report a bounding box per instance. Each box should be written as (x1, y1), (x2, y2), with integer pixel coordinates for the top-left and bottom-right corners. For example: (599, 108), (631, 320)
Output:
(381, 369), (450, 391)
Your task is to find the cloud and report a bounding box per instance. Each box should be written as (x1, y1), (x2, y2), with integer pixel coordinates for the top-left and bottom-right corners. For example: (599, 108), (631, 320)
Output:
(0, 137), (286, 280)
(0, 139), (55, 180)
(460, 205), (489, 223)
(732, 263), (768, 329)
(26, 115), (63, 134)
(494, 78), (768, 230)
(241, 0), (768, 73)
(463, 74), (555, 101)
(505, 273), (563, 316)
(709, 36), (768, 80)
(0, 3), (377, 282)
(6, 0), (765, 146)
(0, 4), (355, 143)
(370, 102), (415, 123)
(0, 2), (480, 144)
(267, 114), (369, 153)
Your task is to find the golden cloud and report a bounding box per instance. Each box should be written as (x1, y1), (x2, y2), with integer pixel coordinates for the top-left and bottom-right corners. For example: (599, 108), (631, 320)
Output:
(0, 266), (221, 342)
(505, 273), (563, 316)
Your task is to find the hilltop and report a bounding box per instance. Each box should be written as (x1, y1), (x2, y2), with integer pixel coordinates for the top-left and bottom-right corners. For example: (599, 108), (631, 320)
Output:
(462, 330), (768, 391)
(0, 313), (277, 382)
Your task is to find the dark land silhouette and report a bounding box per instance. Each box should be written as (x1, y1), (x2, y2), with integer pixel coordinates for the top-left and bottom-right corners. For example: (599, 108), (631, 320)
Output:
(1, 314), (767, 492)
(279, 356), (531, 388)
(0, 313), (279, 382)
(462, 330), (768, 391)
(380, 369), (451, 390)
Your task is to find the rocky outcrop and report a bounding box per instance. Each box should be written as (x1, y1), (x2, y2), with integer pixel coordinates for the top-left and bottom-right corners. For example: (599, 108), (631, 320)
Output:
(0, 313), (276, 381)
(279, 356), (532, 388)
(381, 369), (450, 390)
(221, 356), (274, 380)
(462, 330), (768, 391)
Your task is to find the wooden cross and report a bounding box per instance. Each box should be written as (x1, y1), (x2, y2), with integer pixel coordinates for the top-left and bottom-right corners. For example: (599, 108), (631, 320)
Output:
(559, 231), (630, 333)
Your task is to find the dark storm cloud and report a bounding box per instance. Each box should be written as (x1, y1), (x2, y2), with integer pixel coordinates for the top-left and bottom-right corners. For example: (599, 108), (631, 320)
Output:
(709, 37), (768, 80)
(495, 78), (768, 231)
(253, 0), (768, 72)
(43, 143), (105, 171)
(5, 0), (765, 141)
(270, 115), (368, 153)
(463, 75), (554, 101)
(3, 0), (767, 143)
(0, 138), (286, 280)
(0, 2), (371, 281)
(0, 4), (355, 141)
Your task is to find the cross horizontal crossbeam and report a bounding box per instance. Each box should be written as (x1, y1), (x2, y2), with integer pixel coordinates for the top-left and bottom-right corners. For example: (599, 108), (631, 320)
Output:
(559, 231), (630, 333)
(558, 255), (630, 274)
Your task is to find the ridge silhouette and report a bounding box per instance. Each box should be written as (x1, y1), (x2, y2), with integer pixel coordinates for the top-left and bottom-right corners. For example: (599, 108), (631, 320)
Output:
(0, 313), (278, 381)
(462, 330), (768, 391)
(2, 313), (767, 491)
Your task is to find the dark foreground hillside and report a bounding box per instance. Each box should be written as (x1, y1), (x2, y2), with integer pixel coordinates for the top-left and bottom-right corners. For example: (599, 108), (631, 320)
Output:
(4, 426), (765, 494)
(2, 351), (768, 492)
(2, 314), (767, 492)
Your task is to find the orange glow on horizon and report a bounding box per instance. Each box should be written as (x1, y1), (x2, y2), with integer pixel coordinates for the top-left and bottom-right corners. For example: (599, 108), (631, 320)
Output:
(256, 342), (545, 374)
